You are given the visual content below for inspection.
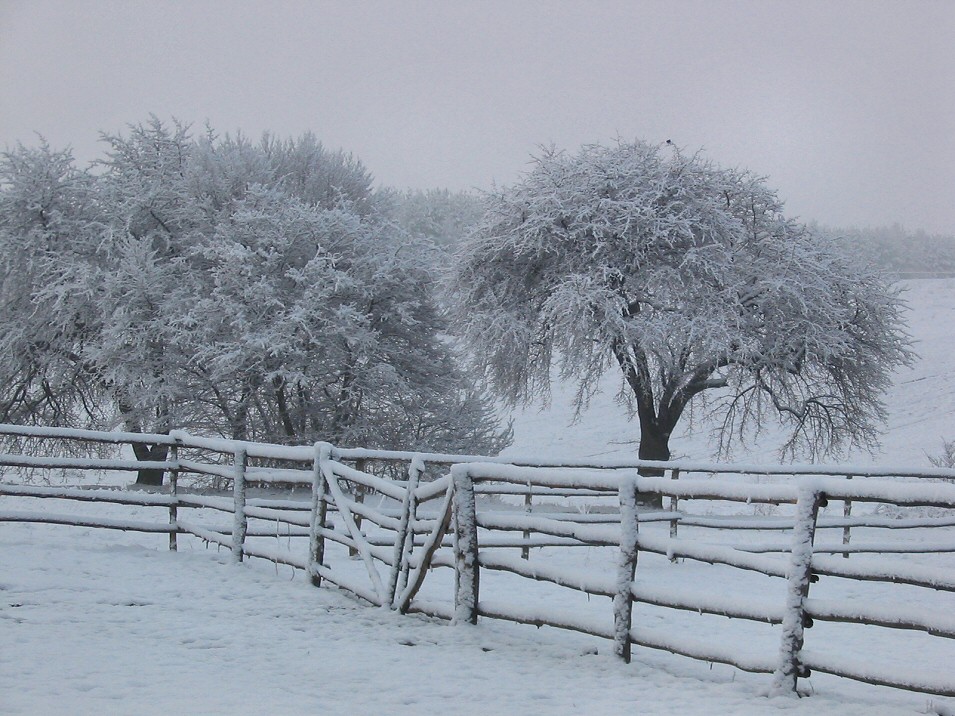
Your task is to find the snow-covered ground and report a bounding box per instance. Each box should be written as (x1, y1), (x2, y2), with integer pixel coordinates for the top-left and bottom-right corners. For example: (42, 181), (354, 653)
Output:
(3, 280), (955, 715)
(3, 515), (952, 716)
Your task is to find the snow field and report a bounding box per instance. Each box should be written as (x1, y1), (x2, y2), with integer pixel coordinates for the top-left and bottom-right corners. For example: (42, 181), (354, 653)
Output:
(2, 489), (954, 715)
(0, 523), (949, 715)
(4, 279), (955, 714)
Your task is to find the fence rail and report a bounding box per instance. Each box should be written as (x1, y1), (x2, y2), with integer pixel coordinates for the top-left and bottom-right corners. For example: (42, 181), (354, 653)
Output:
(1, 422), (954, 705)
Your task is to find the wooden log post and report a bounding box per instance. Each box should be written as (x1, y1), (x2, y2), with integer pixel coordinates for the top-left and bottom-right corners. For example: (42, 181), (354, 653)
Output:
(348, 458), (367, 558)
(521, 486), (532, 560)
(389, 456), (423, 607)
(319, 450), (387, 604)
(232, 447), (248, 564)
(669, 468), (680, 560)
(451, 464), (480, 625)
(168, 443), (179, 552)
(614, 475), (640, 663)
(771, 487), (824, 695)
(308, 443), (330, 587)
(842, 475), (853, 559)
(396, 485), (453, 615)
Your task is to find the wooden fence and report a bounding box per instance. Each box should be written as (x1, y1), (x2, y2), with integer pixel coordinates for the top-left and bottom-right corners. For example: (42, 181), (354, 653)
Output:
(1, 422), (954, 704)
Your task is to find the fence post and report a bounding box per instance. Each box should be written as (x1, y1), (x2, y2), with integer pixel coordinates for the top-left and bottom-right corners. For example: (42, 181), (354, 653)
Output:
(308, 443), (330, 587)
(771, 486), (824, 695)
(232, 447), (248, 564)
(614, 474), (640, 663)
(669, 468), (680, 559)
(168, 442), (179, 552)
(522, 485), (532, 560)
(348, 458), (367, 558)
(842, 475), (853, 558)
(396, 480), (454, 615)
(389, 456), (422, 607)
(451, 464), (479, 625)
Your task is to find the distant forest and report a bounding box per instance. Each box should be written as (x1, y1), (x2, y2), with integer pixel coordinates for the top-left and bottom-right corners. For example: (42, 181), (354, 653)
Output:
(824, 224), (955, 278)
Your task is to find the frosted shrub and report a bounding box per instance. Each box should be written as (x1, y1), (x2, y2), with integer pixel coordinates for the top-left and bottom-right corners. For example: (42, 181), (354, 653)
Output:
(928, 440), (955, 475)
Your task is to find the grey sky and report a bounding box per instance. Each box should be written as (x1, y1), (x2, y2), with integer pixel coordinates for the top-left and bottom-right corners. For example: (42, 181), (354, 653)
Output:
(2, 0), (954, 234)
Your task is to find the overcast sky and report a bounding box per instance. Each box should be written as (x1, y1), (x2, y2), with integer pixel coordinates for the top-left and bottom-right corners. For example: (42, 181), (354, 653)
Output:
(2, 0), (953, 234)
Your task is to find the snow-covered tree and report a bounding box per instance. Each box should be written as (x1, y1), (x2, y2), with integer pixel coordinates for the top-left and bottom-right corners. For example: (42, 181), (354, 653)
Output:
(0, 142), (104, 430)
(182, 133), (509, 456)
(0, 120), (511, 482)
(387, 188), (484, 248)
(449, 141), (911, 477)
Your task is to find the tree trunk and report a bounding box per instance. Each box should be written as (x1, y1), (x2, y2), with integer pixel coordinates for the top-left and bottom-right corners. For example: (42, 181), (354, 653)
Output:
(636, 421), (670, 509)
(611, 339), (670, 509)
(118, 394), (171, 487)
(132, 442), (169, 486)
(273, 377), (297, 439)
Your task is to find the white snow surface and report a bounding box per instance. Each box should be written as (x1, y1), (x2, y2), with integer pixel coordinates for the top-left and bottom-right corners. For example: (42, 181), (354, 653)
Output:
(3, 279), (955, 715)
(3, 518), (952, 716)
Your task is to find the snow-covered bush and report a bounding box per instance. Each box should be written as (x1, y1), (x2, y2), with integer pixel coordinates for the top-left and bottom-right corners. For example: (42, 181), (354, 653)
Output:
(928, 440), (955, 474)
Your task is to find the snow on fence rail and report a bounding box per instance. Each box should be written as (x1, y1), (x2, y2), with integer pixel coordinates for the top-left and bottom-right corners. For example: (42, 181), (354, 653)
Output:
(451, 462), (955, 698)
(1, 423), (954, 703)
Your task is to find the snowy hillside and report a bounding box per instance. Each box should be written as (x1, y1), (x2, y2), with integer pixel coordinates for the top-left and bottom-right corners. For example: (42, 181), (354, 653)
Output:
(503, 279), (955, 468)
